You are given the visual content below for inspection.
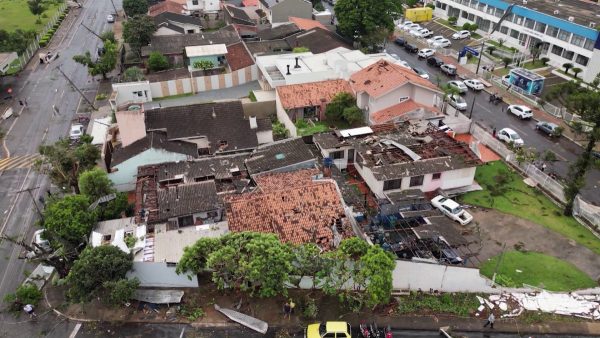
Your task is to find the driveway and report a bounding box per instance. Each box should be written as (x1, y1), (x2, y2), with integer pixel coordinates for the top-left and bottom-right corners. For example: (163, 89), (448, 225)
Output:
(458, 209), (600, 281)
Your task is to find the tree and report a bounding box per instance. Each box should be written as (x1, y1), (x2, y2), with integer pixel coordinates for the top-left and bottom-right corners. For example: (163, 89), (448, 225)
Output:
(487, 45), (496, 56)
(326, 92), (355, 120)
(562, 62), (573, 74)
(571, 67), (582, 78)
(78, 168), (113, 201)
(441, 84), (460, 114)
(100, 30), (116, 43)
(447, 16), (457, 25)
(272, 120), (289, 139)
(335, 0), (402, 49)
(342, 106), (363, 125)
(123, 15), (156, 55)
(502, 57), (512, 68)
(291, 243), (323, 289)
(192, 59), (215, 72)
(462, 23), (472, 32)
(497, 38), (505, 48)
(530, 46), (541, 62)
(176, 237), (222, 276)
(147, 51), (169, 72)
(314, 1), (325, 11)
(122, 66), (146, 82)
(123, 0), (148, 17)
(99, 192), (132, 220)
(67, 246), (133, 302)
(339, 237), (369, 259)
(36, 138), (101, 193)
(102, 278), (139, 306)
(73, 40), (118, 79)
(359, 246), (395, 308)
(43, 195), (97, 247)
(0, 29), (36, 54)
(466, 23), (478, 33)
(3, 284), (43, 311)
(27, 0), (45, 18)
(540, 57), (550, 66)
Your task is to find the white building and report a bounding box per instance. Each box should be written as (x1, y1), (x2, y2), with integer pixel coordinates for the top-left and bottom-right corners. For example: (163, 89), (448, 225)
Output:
(184, 0), (220, 14)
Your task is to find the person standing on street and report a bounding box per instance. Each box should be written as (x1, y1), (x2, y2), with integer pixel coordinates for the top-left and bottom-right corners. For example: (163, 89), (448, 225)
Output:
(23, 304), (37, 318)
(483, 313), (495, 329)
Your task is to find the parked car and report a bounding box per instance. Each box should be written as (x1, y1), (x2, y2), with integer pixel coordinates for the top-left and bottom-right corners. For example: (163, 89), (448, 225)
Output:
(427, 35), (445, 45)
(389, 53), (400, 60)
(412, 67), (429, 79)
(536, 121), (561, 136)
(417, 48), (435, 59)
(398, 20), (413, 30)
(451, 30), (471, 40)
(432, 38), (451, 48)
(107, 14), (115, 23)
(404, 43), (419, 53)
(507, 104), (533, 119)
(431, 195), (473, 225)
(463, 79), (485, 91)
(446, 94), (467, 110)
(413, 28), (433, 38)
(403, 23), (422, 32)
(447, 80), (468, 94)
(440, 64), (457, 76)
(502, 74), (511, 86)
(427, 56), (444, 67)
(497, 127), (524, 146)
(396, 60), (412, 69)
(305, 322), (351, 338)
(70, 124), (84, 140)
(394, 37), (406, 46)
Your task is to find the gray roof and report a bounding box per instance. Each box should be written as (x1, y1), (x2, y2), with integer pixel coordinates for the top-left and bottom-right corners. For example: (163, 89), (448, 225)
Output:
(158, 181), (221, 220)
(141, 25), (240, 56)
(156, 153), (249, 182)
(145, 101), (265, 153)
(245, 39), (291, 56)
(110, 131), (198, 167)
(154, 11), (204, 27)
(504, 0), (600, 28)
(127, 262), (198, 287)
(367, 156), (475, 180)
(245, 137), (316, 174)
(259, 0), (278, 8)
(313, 132), (352, 150)
(132, 289), (185, 303)
(224, 4), (253, 24)
(284, 27), (352, 54)
(256, 23), (300, 40)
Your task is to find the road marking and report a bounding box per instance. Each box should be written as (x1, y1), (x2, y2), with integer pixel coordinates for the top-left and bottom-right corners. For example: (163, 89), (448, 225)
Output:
(0, 166), (32, 236)
(0, 154), (40, 172)
(69, 323), (82, 338)
(2, 106), (25, 158)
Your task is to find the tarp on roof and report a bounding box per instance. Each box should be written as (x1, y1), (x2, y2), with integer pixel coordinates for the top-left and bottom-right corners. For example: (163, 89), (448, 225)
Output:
(132, 289), (185, 304)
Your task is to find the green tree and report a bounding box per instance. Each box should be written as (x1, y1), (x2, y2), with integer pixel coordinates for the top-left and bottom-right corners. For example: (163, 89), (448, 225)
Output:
(342, 105), (364, 125)
(43, 195), (97, 247)
(530, 46), (541, 62)
(339, 236), (369, 259)
(272, 120), (289, 139)
(100, 192), (133, 220)
(122, 66), (146, 82)
(540, 57), (550, 66)
(497, 38), (505, 48)
(335, 0), (402, 48)
(27, 0), (45, 19)
(147, 51), (169, 71)
(103, 278), (139, 306)
(123, 0), (148, 17)
(359, 246), (395, 308)
(571, 67), (582, 78)
(67, 246), (133, 302)
(73, 40), (118, 79)
(466, 23), (478, 33)
(100, 30), (116, 43)
(291, 243), (323, 289)
(78, 168), (113, 201)
(3, 284), (43, 311)
(314, 1), (325, 11)
(326, 92), (355, 120)
(123, 15), (156, 55)
(461, 23), (472, 32)
(486, 45), (496, 56)
(562, 62), (573, 74)
(502, 57), (512, 68)
(441, 84), (460, 114)
(447, 16), (457, 25)
(193, 59), (215, 71)
(176, 237), (222, 276)
(36, 138), (101, 193)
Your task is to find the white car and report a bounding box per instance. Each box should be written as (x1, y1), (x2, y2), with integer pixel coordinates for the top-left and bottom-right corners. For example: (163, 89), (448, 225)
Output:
(463, 79), (485, 91)
(507, 105), (533, 119)
(70, 124), (84, 140)
(446, 94), (467, 111)
(447, 80), (468, 94)
(452, 30), (471, 40)
(431, 195), (474, 225)
(32, 229), (51, 253)
(497, 127), (524, 146)
(412, 67), (429, 79)
(403, 23), (422, 32)
(502, 74), (511, 86)
(398, 20), (413, 29)
(427, 35), (445, 45)
(396, 60), (412, 69)
(432, 38), (451, 48)
(417, 48), (435, 59)
(107, 14), (115, 23)
(389, 53), (400, 60)
(417, 28), (434, 38)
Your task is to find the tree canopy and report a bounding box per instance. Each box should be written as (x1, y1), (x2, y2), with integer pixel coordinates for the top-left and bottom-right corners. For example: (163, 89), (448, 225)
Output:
(122, 66), (146, 82)
(27, 0), (45, 17)
(78, 168), (114, 201)
(147, 51), (169, 71)
(123, 0), (148, 17)
(73, 39), (118, 79)
(335, 0), (402, 47)
(43, 194), (97, 247)
(123, 15), (156, 55)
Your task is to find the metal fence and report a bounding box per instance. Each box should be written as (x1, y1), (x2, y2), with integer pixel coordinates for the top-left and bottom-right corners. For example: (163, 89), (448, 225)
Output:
(573, 197), (600, 233)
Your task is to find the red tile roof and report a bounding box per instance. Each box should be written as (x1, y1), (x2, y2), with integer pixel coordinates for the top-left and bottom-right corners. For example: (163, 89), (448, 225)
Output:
(242, 0), (259, 6)
(289, 16), (327, 30)
(226, 42), (255, 71)
(454, 134), (501, 162)
(370, 99), (442, 124)
(225, 169), (350, 250)
(277, 79), (352, 110)
(148, 0), (185, 16)
(349, 60), (440, 98)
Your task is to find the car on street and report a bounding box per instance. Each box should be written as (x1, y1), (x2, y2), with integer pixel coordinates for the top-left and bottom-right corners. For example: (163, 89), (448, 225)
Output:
(107, 14), (115, 23)
(427, 56), (444, 67)
(440, 64), (457, 76)
(427, 35), (445, 45)
(447, 80), (468, 94)
(412, 66), (429, 79)
(70, 124), (84, 140)
(431, 195), (474, 225)
(394, 37), (406, 46)
(403, 23), (421, 32)
(536, 121), (561, 136)
(452, 30), (471, 40)
(389, 53), (399, 60)
(507, 104), (533, 119)
(497, 127), (524, 146)
(463, 79), (485, 91)
(446, 94), (467, 110)
(432, 38), (451, 48)
(305, 322), (351, 338)
(417, 48), (434, 59)
(404, 43), (419, 53)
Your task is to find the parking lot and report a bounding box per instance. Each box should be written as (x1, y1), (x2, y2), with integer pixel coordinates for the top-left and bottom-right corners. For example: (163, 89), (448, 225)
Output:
(396, 19), (478, 55)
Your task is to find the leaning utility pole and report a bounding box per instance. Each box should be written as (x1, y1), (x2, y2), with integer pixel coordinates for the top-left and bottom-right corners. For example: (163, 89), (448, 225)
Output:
(475, 4), (515, 74)
(110, 0), (118, 16)
(57, 66), (96, 110)
(15, 186), (43, 220)
(80, 22), (102, 40)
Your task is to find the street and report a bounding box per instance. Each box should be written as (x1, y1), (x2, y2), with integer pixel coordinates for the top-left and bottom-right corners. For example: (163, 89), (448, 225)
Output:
(0, 0), (119, 335)
(384, 41), (600, 204)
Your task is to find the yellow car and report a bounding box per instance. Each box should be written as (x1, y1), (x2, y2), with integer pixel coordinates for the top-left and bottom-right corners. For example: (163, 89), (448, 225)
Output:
(305, 321), (352, 338)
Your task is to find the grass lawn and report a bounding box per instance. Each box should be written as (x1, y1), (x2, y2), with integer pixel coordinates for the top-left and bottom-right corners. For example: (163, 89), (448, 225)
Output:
(5, 59), (21, 75)
(460, 161), (600, 255)
(0, 0), (62, 32)
(492, 68), (510, 76)
(522, 60), (546, 70)
(436, 19), (458, 32)
(395, 292), (479, 317)
(480, 251), (596, 291)
(486, 40), (518, 53)
(296, 119), (354, 136)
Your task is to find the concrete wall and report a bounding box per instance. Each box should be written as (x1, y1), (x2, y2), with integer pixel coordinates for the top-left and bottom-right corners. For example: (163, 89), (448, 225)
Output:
(353, 159), (385, 198)
(272, 0), (312, 22)
(440, 166), (477, 190)
(322, 147), (353, 170)
(112, 81), (153, 106)
(127, 262), (199, 287)
(243, 101), (276, 119)
(257, 130), (274, 144)
(276, 91), (298, 136)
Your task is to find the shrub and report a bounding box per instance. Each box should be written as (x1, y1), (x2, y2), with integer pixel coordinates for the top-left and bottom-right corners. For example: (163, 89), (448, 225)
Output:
(314, 1), (325, 11)
(3, 284), (43, 311)
(302, 297), (318, 319)
(448, 16), (457, 25)
(248, 91), (257, 102)
(540, 57), (550, 66)
(147, 52), (169, 72)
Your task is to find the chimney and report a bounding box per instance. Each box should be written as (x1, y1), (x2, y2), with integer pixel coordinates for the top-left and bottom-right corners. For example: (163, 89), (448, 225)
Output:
(294, 57), (300, 69)
(249, 116), (258, 129)
(286, 65), (291, 75)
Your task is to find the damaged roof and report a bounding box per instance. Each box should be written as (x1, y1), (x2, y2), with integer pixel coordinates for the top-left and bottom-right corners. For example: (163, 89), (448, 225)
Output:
(110, 131), (197, 167)
(245, 138), (316, 174)
(155, 153), (249, 182)
(277, 79), (352, 110)
(141, 25), (240, 56)
(158, 181), (221, 220)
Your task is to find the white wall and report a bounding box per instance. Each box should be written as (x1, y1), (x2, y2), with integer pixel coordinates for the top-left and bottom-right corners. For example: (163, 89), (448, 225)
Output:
(257, 130), (274, 144)
(323, 147), (353, 170)
(112, 81), (153, 106)
(368, 86), (412, 114)
(393, 260), (495, 292)
(440, 166), (476, 190)
(275, 91), (298, 137)
(353, 161), (385, 198)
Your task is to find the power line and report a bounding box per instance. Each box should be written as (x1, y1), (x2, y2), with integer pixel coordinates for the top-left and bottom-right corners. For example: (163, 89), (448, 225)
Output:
(57, 66), (97, 110)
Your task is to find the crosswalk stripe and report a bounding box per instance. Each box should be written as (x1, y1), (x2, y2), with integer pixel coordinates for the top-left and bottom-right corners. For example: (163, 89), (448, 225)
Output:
(0, 154), (40, 172)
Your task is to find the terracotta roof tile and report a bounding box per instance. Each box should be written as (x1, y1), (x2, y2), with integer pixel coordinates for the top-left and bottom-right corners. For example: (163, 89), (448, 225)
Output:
(289, 16), (326, 30)
(226, 42), (255, 71)
(349, 60), (441, 98)
(242, 0), (258, 6)
(370, 99), (442, 124)
(148, 0), (185, 16)
(277, 79), (352, 110)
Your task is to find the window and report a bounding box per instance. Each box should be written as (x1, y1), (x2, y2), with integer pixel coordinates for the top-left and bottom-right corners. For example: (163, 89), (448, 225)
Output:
(499, 26), (508, 35)
(514, 15), (524, 25)
(166, 262), (177, 267)
(461, 11), (468, 19)
(178, 215), (194, 227)
(192, 0), (198, 4)
(576, 54), (589, 66)
(551, 45), (563, 56)
(570, 34), (584, 48)
(534, 22), (546, 34)
(557, 29), (571, 42)
(383, 179), (402, 191)
(486, 5), (494, 14)
(524, 18), (535, 29)
(546, 25), (559, 38)
(468, 13), (475, 21)
(494, 8), (504, 17)
(409, 175), (424, 187)
(510, 29), (519, 39)
(584, 38), (595, 51)
(330, 150), (344, 159)
(562, 50), (574, 60)
(477, 2), (485, 11)
(432, 173), (442, 180)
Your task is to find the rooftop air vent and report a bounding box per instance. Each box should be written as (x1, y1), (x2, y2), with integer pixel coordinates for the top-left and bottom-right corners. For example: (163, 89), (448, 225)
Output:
(568, 16), (574, 22)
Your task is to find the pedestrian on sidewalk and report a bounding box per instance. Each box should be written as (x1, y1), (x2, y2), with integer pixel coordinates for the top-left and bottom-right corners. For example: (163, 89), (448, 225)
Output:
(483, 313), (495, 329)
(492, 127), (497, 138)
(283, 301), (291, 319)
(541, 163), (547, 172)
(23, 304), (37, 318)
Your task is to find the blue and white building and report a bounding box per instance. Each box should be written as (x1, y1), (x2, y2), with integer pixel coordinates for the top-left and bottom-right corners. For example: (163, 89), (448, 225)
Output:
(433, 0), (600, 82)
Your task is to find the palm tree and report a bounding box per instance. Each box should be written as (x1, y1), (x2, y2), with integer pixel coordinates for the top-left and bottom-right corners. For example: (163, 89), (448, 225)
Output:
(487, 45), (497, 56)
(562, 62), (573, 74)
(571, 67), (582, 78)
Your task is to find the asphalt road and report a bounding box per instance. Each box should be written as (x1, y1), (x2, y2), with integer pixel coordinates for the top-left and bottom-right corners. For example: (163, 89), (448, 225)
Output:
(0, 0), (120, 335)
(384, 42), (600, 204)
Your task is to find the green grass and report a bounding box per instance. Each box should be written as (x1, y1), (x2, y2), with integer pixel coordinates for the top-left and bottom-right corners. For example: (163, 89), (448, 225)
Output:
(461, 161), (600, 255)
(0, 0), (62, 33)
(395, 292), (480, 317)
(4, 59), (21, 75)
(480, 251), (596, 291)
(486, 40), (518, 53)
(296, 119), (354, 136)
(436, 19), (458, 32)
(522, 60), (546, 70)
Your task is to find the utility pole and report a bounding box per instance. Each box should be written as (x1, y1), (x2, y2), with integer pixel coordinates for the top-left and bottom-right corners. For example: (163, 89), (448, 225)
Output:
(57, 66), (97, 110)
(15, 186), (43, 221)
(468, 93), (477, 119)
(475, 4), (515, 75)
(80, 22), (102, 41)
(110, 0), (118, 16)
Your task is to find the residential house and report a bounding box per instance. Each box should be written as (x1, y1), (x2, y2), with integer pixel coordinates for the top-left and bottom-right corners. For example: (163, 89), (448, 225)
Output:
(245, 137), (317, 175)
(184, 0), (220, 14)
(258, 0), (312, 23)
(245, 39), (292, 57)
(106, 131), (199, 192)
(148, 0), (186, 16)
(256, 22), (300, 40)
(186, 44), (228, 71)
(275, 79), (352, 136)
(224, 4), (259, 26)
(283, 27), (351, 54)
(153, 12), (204, 35)
(110, 81), (153, 108)
(224, 41), (255, 72)
(288, 16), (326, 30)
(225, 169), (354, 250)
